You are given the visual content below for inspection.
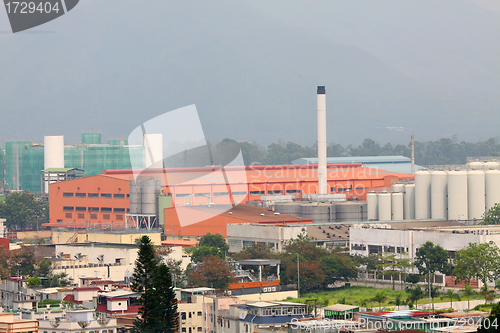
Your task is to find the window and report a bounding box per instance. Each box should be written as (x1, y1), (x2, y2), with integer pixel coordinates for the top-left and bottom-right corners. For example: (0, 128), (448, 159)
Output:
(181, 312), (186, 320)
(232, 191), (247, 196)
(90, 214), (97, 219)
(182, 329), (186, 333)
(243, 241), (255, 248)
(213, 192), (228, 197)
(197, 311), (202, 316)
(114, 208), (125, 213)
(228, 239), (241, 246)
(89, 207), (99, 212)
(63, 206), (74, 211)
(76, 206), (86, 211)
(101, 207), (112, 212)
(103, 214), (110, 220)
(88, 193), (99, 198)
(189, 312), (192, 318)
(63, 192), (74, 197)
(75, 193), (86, 198)
(101, 193), (112, 198)
(194, 193), (210, 197)
(176, 193), (190, 198)
(114, 193), (125, 198)
(286, 189), (300, 194)
(268, 190), (282, 195)
(77, 213), (85, 219)
(116, 214), (124, 221)
(65, 213), (72, 218)
(197, 328), (202, 332)
(250, 191), (265, 196)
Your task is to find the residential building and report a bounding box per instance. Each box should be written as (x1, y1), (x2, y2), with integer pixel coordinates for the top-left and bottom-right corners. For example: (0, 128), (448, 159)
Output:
(0, 313), (38, 333)
(38, 309), (120, 333)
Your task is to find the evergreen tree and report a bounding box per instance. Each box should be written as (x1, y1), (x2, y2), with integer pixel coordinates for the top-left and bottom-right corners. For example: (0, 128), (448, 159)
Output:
(132, 235), (178, 333)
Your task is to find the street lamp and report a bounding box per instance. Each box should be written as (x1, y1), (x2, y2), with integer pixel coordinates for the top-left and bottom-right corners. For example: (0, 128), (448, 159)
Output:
(297, 253), (300, 298)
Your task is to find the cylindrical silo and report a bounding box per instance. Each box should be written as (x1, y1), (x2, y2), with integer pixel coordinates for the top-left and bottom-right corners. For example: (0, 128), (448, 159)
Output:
(391, 192), (404, 220)
(448, 171), (468, 220)
(404, 184), (415, 219)
(367, 192), (378, 220)
(141, 178), (159, 215)
(431, 171), (448, 220)
(275, 203), (300, 216)
(468, 161), (483, 171)
(468, 170), (485, 220)
(378, 192), (392, 221)
(392, 183), (404, 193)
(485, 161), (500, 171)
(486, 170), (500, 211)
(44, 135), (64, 169)
(415, 170), (431, 219)
(129, 179), (142, 214)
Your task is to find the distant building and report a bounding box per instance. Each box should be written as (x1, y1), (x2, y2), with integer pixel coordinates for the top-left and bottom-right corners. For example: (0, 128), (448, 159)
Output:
(0, 313), (38, 333)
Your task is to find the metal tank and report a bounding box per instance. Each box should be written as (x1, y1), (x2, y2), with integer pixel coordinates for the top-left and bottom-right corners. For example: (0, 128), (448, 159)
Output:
(431, 171), (448, 220)
(468, 170), (485, 220)
(404, 183), (415, 220)
(415, 170), (431, 219)
(392, 183), (404, 193)
(367, 192), (378, 221)
(486, 170), (500, 211)
(274, 202), (300, 216)
(377, 192), (392, 221)
(298, 202), (334, 223)
(141, 178), (160, 215)
(391, 192), (404, 220)
(129, 179), (142, 214)
(448, 171), (468, 220)
(335, 201), (367, 222)
(485, 161), (500, 171)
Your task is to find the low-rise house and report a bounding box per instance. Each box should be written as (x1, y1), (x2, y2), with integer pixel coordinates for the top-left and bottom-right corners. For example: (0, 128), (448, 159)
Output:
(0, 312), (38, 333)
(38, 309), (120, 333)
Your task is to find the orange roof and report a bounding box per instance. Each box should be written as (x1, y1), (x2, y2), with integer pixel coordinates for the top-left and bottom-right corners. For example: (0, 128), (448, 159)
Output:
(161, 239), (198, 248)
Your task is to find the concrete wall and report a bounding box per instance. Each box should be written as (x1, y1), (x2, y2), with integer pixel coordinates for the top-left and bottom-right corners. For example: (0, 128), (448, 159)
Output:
(52, 230), (162, 245)
(235, 290), (298, 302)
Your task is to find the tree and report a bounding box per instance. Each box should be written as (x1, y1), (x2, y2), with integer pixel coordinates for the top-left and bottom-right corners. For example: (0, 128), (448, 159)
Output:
(453, 243), (500, 289)
(446, 289), (456, 309)
(47, 272), (71, 287)
(406, 285), (424, 309)
(477, 301), (500, 333)
(12, 246), (36, 276)
(0, 246), (13, 278)
(187, 255), (235, 290)
(395, 293), (402, 310)
(414, 241), (451, 307)
(132, 235), (178, 333)
(138, 264), (179, 333)
(320, 251), (358, 288)
(26, 276), (41, 288)
(372, 291), (386, 311)
(462, 284), (475, 311)
(0, 192), (45, 230)
(376, 252), (403, 290)
(232, 242), (275, 261)
(481, 203), (500, 225)
(190, 232), (229, 263)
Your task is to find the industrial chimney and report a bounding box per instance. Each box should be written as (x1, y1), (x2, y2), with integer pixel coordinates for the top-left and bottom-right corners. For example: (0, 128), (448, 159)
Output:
(317, 86), (327, 195)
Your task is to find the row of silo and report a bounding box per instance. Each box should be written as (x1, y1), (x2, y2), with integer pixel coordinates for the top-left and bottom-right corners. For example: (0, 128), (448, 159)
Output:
(129, 177), (161, 215)
(274, 201), (367, 222)
(413, 169), (500, 221)
(467, 161), (500, 171)
(367, 191), (407, 221)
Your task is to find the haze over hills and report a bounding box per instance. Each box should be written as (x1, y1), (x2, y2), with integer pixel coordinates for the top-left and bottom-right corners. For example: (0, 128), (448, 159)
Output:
(0, 0), (499, 147)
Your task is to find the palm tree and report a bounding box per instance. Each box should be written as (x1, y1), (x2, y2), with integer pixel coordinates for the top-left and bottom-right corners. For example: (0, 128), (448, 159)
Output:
(462, 284), (474, 311)
(407, 285), (424, 310)
(372, 291), (386, 311)
(446, 289), (455, 309)
(480, 285), (495, 304)
(395, 293), (402, 311)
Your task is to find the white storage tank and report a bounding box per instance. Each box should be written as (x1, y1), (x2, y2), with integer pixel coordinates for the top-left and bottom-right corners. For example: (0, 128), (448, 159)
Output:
(378, 192), (392, 221)
(448, 170), (468, 220)
(468, 161), (484, 170)
(485, 161), (500, 171)
(404, 183), (415, 219)
(486, 170), (500, 211)
(44, 135), (64, 169)
(144, 133), (163, 168)
(367, 192), (378, 221)
(392, 183), (404, 193)
(415, 170), (431, 219)
(468, 170), (485, 220)
(431, 170), (448, 220)
(391, 192), (404, 220)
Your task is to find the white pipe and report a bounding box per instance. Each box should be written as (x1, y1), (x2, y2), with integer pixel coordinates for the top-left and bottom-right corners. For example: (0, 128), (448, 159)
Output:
(317, 86), (327, 194)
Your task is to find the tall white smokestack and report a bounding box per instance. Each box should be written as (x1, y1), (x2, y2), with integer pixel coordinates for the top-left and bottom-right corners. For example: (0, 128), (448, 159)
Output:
(44, 135), (65, 193)
(317, 86), (327, 194)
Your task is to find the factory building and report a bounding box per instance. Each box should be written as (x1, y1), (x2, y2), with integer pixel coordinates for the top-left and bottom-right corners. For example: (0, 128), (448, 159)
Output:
(44, 163), (413, 230)
(0, 133), (144, 193)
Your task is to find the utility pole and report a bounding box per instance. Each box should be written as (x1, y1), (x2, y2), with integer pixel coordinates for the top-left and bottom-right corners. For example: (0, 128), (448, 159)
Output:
(297, 253), (300, 298)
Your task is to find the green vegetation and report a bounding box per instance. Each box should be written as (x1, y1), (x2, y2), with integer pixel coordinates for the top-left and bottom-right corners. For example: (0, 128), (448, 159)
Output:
(0, 192), (48, 230)
(477, 301), (500, 333)
(188, 232), (229, 263)
(453, 243), (500, 290)
(132, 235), (178, 333)
(481, 203), (500, 225)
